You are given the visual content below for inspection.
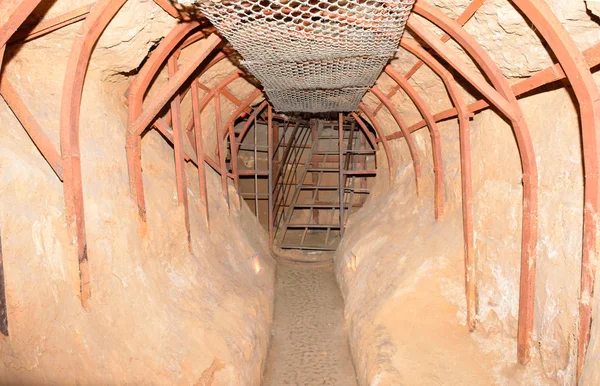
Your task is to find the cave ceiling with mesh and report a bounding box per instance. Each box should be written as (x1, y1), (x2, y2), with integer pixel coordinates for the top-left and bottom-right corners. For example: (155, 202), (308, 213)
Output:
(188, 0), (415, 112)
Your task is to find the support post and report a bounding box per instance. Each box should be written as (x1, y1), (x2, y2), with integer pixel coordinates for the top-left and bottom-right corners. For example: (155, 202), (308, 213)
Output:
(190, 81), (210, 229)
(338, 113), (345, 235)
(268, 105), (274, 248)
(167, 56), (191, 248)
(215, 92), (230, 210)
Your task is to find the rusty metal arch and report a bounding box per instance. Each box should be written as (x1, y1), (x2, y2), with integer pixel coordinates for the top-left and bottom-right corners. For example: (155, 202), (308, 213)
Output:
(409, 3), (539, 364)
(384, 66), (444, 219)
(236, 100), (269, 145)
(219, 89), (263, 206)
(508, 0), (600, 378)
(349, 112), (378, 152)
(358, 103), (396, 184)
(366, 89), (416, 189)
(60, 0), (128, 307)
(399, 38), (476, 332)
(126, 22), (200, 221)
(125, 31), (221, 225)
(0, 0), (43, 48)
(372, 0), (485, 117)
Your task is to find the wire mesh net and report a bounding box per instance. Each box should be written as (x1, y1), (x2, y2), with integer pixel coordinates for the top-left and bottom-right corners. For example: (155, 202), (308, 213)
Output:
(242, 55), (390, 89)
(193, 0), (415, 112)
(267, 88), (368, 113)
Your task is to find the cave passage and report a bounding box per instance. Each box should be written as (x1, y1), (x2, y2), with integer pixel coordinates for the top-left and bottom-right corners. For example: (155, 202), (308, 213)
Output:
(262, 255), (357, 385)
(1, 0), (600, 385)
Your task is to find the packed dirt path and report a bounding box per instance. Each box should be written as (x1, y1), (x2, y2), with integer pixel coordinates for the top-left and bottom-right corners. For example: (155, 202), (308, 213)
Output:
(262, 256), (357, 385)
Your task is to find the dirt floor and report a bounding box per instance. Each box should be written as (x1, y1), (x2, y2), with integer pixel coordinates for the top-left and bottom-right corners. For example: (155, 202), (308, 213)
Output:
(262, 255), (357, 385)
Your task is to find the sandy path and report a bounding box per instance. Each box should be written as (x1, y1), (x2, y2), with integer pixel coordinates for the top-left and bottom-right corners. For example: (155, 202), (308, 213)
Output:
(262, 258), (357, 385)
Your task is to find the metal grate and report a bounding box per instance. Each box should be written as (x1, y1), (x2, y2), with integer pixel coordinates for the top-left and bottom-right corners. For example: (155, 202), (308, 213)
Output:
(192, 0), (415, 112)
(243, 55), (390, 90)
(267, 88), (368, 113)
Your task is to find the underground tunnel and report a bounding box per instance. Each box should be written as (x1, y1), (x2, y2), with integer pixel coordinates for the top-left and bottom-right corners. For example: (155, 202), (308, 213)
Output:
(1, 0), (600, 384)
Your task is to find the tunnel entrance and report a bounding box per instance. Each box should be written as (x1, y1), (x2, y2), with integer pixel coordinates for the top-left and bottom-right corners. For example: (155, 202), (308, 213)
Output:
(234, 113), (377, 251)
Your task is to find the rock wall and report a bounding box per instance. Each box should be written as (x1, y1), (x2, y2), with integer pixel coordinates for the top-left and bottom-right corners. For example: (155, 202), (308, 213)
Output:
(335, 74), (592, 386)
(334, 2), (600, 384)
(0, 1), (275, 384)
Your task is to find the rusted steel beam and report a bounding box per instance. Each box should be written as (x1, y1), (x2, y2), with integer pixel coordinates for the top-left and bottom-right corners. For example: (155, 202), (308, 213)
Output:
(8, 3), (94, 44)
(236, 101), (269, 145)
(216, 88), (262, 160)
(338, 113), (345, 235)
(385, 66), (444, 219)
(153, 0), (185, 19)
(204, 154), (228, 176)
(253, 112), (260, 220)
(512, 0), (600, 378)
(222, 88), (242, 106)
(196, 80), (242, 107)
(406, 23), (518, 122)
(154, 119), (198, 165)
(400, 38), (476, 331)
(349, 112), (377, 150)
(197, 71), (243, 112)
(60, 0), (127, 307)
(228, 120), (242, 204)
(364, 90), (413, 188)
(222, 90), (263, 203)
(272, 123), (300, 187)
(167, 56), (191, 247)
(163, 53), (232, 131)
(350, 112), (379, 178)
(179, 30), (208, 51)
(412, 3), (539, 364)
(387, 42), (600, 141)
(221, 90), (263, 139)
(239, 170), (269, 176)
(272, 121), (279, 207)
(126, 22), (200, 221)
(372, 0), (485, 116)
(0, 229), (7, 336)
(268, 105), (274, 248)
(0, 77), (63, 180)
(215, 92), (229, 209)
(169, 52), (228, 107)
(191, 81), (210, 228)
(0, 0), (42, 47)
(131, 34), (220, 137)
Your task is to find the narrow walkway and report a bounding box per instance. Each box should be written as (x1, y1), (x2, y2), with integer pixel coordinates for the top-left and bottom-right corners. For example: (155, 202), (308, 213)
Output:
(262, 256), (357, 385)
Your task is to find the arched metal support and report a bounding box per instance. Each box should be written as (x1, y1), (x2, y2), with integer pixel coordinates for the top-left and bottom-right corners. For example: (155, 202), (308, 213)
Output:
(509, 0), (600, 378)
(235, 101), (269, 146)
(223, 89), (263, 205)
(167, 55), (192, 249)
(60, 0), (128, 307)
(372, 0), (485, 116)
(400, 38), (476, 332)
(365, 90), (415, 189)
(126, 33), (221, 225)
(350, 112), (378, 151)
(390, 42), (600, 139)
(126, 22), (199, 222)
(410, 2), (539, 364)
(0, 0), (42, 48)
(384, 66), (444, 219)
(191, 81), (210, 229)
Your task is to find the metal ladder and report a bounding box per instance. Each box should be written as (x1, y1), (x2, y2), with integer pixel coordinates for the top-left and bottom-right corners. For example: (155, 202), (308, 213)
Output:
(278, 119), (373, 251)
